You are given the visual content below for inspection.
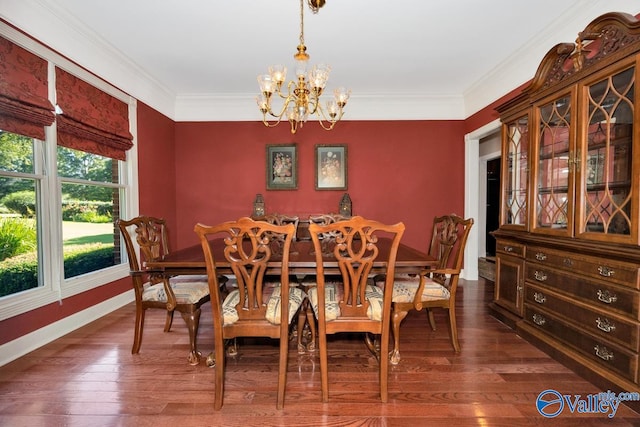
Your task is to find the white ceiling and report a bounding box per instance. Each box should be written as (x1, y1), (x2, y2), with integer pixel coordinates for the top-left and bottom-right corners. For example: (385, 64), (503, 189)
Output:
(1, 0), (638, 121)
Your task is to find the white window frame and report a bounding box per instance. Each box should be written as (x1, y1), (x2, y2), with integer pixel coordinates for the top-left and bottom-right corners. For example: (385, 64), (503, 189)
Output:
(0, 22), (139, 321)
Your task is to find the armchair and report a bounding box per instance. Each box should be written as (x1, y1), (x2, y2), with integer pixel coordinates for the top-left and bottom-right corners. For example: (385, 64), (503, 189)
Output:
(377, 214), (473, 364)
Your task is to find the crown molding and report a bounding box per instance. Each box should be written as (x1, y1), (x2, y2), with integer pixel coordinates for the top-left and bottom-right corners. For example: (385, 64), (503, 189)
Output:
(3, 0), (637, 122)
(174, 93), (466, 122)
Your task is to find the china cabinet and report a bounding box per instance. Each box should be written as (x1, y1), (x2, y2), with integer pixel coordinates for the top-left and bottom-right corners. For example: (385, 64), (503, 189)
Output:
(491, 12), (640, 399)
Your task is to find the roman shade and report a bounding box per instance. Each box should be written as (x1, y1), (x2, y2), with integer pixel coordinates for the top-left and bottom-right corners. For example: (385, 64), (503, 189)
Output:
(0, 36), (55, 140)
(55, 67), (133, 160)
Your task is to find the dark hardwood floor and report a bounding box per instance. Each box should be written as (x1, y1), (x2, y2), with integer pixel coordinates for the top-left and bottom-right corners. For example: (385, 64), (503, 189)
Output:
(1, 278), (638, 426)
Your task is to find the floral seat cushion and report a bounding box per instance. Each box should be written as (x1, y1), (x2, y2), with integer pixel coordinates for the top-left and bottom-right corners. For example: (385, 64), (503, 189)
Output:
(390, 274), (450, 303)
(307, 282), (385, 321)
(221, 285), (305, 325)
(141, 274), (209, 304)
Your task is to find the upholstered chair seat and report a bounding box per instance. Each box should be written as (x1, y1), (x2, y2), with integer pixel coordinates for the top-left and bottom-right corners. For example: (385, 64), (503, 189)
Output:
(390, 274), (451, 303)
(307, 282), (385, 321)
(142, 275), (210, 304)
(222, 284), (305, 325)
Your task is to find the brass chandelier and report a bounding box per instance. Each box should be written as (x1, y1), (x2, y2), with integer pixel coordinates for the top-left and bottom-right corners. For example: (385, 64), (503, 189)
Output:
(256, 0), (350, 134)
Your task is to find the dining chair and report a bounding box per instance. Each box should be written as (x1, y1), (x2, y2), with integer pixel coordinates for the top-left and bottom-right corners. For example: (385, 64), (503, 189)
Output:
(294, 212), (351, 352)
(376, 214), (473, 365)
(251, 213), (300, 254)
(250, 213), (313, 353)
(117, 215), (219, 365)
(194, 217), (305, 410)
(307, 215), (405, 403)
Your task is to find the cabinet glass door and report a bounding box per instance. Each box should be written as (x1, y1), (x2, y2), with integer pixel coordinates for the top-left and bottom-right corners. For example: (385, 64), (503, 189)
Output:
(502, 116), (528, 227)
(535, 94), (573, 234)
(578, 66), (635, 241)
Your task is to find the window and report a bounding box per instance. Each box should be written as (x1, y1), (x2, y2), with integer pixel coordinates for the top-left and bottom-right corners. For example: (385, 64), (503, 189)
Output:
(0, 132), (43, 296)
(0, 25), (137, 320)
(59, 147), (122, 279)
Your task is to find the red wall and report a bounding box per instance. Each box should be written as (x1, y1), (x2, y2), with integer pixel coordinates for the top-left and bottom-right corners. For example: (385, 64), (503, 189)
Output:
(172, 120), (466, 251)
(136, 102), (179, 242)
(0, 108), (473, 347)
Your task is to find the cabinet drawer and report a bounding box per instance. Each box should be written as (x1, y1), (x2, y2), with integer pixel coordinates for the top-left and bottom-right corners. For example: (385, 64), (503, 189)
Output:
(496, 240), (525, 258)
(525, 283), (640, 351)
(527, 246), (640, 289)
(525, 263), (640, 320)
(524, 305), (638, 383)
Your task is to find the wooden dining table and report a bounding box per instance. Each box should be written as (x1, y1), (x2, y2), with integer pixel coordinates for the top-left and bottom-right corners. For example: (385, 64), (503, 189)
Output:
(145, 238), (436, 276)
(145, 236), (436, 363)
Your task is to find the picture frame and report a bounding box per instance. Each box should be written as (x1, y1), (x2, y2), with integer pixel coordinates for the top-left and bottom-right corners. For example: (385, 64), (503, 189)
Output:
(315, 144), (347, 190)
(266, 144), (298, 190)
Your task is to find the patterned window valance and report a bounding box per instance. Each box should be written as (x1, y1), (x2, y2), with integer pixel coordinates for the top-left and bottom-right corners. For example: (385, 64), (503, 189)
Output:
(0, 36), (55, 140)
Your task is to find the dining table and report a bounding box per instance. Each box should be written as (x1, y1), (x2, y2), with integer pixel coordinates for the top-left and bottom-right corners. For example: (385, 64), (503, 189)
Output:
(145, 237), (437, 276)
(143, 236), (436, 364)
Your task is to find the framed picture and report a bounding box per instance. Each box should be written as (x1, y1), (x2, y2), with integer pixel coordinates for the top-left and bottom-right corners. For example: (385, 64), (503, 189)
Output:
(315, 144), (347, 190)
(266, 144), (297, 190)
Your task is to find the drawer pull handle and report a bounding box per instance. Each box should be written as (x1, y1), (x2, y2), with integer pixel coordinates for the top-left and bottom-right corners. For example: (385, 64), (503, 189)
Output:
(504, 246), (513, 252)
(595, 317), (616, 333)
(594, 345), (614, 361)
(534, 270), (547, 282)
(533, 292), (546, 304)
(535, 252), (547, 261)
(597, 266), (615, 277)
(563, 258), (573, 267)
(596, 289), (617, 304)
(532, 314), (546, 326)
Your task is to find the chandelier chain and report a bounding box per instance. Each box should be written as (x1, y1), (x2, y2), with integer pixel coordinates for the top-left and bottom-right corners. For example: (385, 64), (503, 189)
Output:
(299, 0), (305, 46)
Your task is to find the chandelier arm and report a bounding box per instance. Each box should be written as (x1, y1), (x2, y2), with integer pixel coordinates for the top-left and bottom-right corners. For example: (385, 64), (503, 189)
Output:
(265, 96), (294, 119)
(307, 95), (320, 115)
(275, 80), (297, 101)
(261, 111), (287, 128)
(312, 110), (339, 131)
(316, 118), (337, 131)
(315, 102), (344, 124)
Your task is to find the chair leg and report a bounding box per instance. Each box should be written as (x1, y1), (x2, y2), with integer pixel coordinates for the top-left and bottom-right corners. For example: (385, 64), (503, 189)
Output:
(226, 338), (238, 357)
(164, 310), (174, 332)
(213, 340), (225, 410)
(132, 307), (145, 354)
(296, 302), (307, 354)
(379, 330), (389, 403)
(277, 334), (289, 409)
(427, 308), (437, 331)
(447, 307), (460, 352)
(318, 329), (329, 402)
(390, 306), (408, 365)
(180, 308), (202, 365)
(305, 304), (316, 352)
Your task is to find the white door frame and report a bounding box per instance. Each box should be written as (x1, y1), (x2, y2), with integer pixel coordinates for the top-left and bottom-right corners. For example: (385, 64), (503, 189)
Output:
(463, 119), (501, 280)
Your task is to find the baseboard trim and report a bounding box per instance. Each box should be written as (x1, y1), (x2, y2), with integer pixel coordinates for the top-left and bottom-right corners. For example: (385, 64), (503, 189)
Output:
(0, 290), (134, 367)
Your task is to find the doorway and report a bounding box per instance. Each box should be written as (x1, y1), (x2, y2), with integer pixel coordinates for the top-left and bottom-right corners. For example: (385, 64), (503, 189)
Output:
(485, 157), (501, 258)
